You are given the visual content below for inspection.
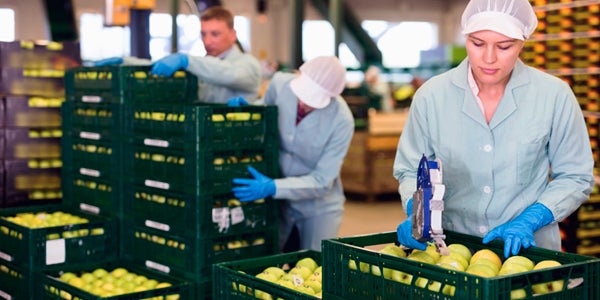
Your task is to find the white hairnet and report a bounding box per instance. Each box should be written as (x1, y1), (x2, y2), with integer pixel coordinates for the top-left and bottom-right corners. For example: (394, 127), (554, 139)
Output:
(290, 56), (346, 109)
(461, 0), (538, 40)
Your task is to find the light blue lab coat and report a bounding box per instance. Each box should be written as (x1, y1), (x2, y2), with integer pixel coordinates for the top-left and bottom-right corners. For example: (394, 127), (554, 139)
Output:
(187, 46), (261, 103)
(393, 58), (594, 251)
(264, 72), (355, 251)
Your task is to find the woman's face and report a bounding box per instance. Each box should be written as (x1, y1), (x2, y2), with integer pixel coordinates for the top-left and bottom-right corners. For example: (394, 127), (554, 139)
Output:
(466, 30), (525, 88)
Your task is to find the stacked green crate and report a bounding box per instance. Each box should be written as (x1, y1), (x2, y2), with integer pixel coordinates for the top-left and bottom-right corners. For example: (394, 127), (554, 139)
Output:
(119, 102), (280, 299)
(0, 204), (119, 299)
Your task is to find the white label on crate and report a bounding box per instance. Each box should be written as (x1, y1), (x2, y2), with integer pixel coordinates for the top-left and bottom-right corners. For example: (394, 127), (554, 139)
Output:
(80, 168), (100, 177)
(145, 180), (169, 190)
(145, 220), (170, 232)
(230, 206), (244, 225)
(46, 239), (66, 265)
(80, 203), (100, 215)
(80, 131), (101, 140)
(212, 207), (230, 232)
(0, 251), (12, 262)
(144, 138), (169, 148)
(146, 260), (170, 274)
(81, 95), (102, 103)
(0, 289), (11, 300)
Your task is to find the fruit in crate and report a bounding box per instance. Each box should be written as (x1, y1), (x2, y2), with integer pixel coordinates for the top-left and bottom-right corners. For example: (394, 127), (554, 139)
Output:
(470, 249), (502, 271)
(531, 260), (564, 294)
(2, 211), (89, 229)
(447, 243), (472, 262)
(55, 267), (179, 298)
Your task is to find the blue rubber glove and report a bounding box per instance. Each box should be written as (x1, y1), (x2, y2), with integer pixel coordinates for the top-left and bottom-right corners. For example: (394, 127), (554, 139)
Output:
(396, 198), (428, 251)
(483, 203), (554, 258)
(227, 96), (249, 107)
(93, 57), (123, 66)
(150, 53), (189, 76)
(231, 166), (276, 202)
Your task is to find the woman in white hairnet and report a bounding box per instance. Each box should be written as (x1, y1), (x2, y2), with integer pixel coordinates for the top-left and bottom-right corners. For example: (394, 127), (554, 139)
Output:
(231, 56), (355, 251)
(394, 0), (594, 258)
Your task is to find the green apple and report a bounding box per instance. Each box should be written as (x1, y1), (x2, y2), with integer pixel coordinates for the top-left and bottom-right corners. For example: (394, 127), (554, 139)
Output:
(261, 267), (285, 280)
(465, 264), (496, 278)
(390, 270), (413, 285)
(302, 277), (322, 294)
(447, 243), (472, 262)
(92, 268), (108, 279)
(59, 272), (77, 282)
(408, 251), (436, 265)
(502, 255), (534, 271)
(348, 259), (358, 270)
(289, 265), (313, 279)
(359, 262), (371, 273)
(380, 244), (407, 258)
(256, 272), (278, 283)
(498, 263), (528, 276)
(511, 288), (527, 299)
(296, 257), (319, 272)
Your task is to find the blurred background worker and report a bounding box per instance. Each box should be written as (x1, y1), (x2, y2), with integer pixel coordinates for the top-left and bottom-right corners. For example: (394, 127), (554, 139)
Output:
(95, 6), (262, 104)
(231, 56), (355, 252)
(364, 65), (394, 112)
(394, 0), (594, 258)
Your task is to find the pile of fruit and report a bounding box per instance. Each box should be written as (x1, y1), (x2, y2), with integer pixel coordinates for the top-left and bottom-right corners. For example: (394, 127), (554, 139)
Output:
(351, 243), (564, 299)
(1, 211), (105, 240)
(52, 267), (179, 299)
(234, 257), (323, 299)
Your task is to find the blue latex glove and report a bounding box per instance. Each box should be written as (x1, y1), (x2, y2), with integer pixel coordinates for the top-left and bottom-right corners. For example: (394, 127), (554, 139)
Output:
(396, 198), (428, 251)
(227, 96), (249, 107)
(150, 53), (189, 76)
(231, 166), (276, 202)
(483, 203), (554, 258)
(93, 57), (123, 66)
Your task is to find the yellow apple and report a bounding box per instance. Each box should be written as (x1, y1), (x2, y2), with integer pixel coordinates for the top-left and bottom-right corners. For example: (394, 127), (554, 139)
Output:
(380, 244), (407, 258)
(511, 288), (527, 299)
(470, 258), (500, 275)
(390, 270), (413, 285)
(532, 260), (563, 294)
(437, 254), (468, 271)
(302, 277), (322, 294)
(470, 249), (502, 271)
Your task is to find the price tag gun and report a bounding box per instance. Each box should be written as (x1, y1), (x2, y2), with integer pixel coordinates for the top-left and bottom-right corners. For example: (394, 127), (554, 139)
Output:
(412, 154), (450, 255)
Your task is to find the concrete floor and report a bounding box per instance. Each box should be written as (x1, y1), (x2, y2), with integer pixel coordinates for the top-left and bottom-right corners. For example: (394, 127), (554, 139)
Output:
(338, 193), (407, 238)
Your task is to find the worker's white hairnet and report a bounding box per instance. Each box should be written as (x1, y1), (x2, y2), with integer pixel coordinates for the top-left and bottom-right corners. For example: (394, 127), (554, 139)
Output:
(290, 56), (346, 109)
(461, 0), (538, 40)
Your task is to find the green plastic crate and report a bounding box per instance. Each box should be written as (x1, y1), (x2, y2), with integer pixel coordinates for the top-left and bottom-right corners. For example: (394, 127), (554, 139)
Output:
(213, 250), (323, 300)
(122, 103), (279, 150)
(39, 260), (195, 299)
(61, 131), (123, 180)
(64, 66), (198, 104)
(322, 231), (600, 300)
(0, 259), (35, 300)
(0, 204), (118, 269)
(123, 184), (277, 238)
(122, 139), (279, 195)
(120, 221), (279, 282)
(61, 100), (123, 134)
(61, 170), (123, 218)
